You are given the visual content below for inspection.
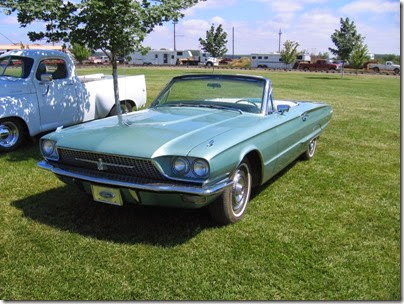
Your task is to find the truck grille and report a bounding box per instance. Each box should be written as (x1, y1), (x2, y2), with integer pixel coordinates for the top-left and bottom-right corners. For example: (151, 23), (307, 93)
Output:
(57, 148), (166, 181)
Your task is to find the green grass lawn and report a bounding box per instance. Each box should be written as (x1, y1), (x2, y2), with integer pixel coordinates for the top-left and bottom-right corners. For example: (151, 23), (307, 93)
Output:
(0, 67), (400, 300)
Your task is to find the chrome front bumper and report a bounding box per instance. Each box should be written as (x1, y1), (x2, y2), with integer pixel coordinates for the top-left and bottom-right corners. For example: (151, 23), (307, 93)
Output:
(37, 160), (232, 196)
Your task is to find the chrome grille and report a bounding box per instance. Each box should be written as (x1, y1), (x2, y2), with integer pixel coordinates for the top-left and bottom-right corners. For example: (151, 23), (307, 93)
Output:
(57, 148), (166, 181)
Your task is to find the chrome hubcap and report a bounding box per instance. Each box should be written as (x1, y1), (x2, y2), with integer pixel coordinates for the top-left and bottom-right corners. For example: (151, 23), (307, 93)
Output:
(308, 139), (317, 157)
(231, 164), (251, 217)
(0, 122), (19, 148)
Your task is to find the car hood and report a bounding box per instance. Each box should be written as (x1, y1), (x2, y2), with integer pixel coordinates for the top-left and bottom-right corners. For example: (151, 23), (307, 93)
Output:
(0, 77), (33, 96)
(50, 107), (255, 159)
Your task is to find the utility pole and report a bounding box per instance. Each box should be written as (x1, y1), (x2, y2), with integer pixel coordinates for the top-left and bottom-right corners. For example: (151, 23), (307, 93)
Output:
(232, 27), (235, 58)
(278, 28), (282, 53)
(173, 21), (177, 51)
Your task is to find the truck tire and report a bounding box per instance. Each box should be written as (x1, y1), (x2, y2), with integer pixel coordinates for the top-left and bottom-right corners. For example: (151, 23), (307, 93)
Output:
(206, 62), (213, 67)
(0, 118), (26, 152)
(394, 68), (400, 75)
(109, 101), (134, 116)
(303, 67), (309, 72)
(373, 67), (380, 73)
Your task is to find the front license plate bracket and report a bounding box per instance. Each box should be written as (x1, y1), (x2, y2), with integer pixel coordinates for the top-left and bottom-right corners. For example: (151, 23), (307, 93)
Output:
(91, 185), (123, 206)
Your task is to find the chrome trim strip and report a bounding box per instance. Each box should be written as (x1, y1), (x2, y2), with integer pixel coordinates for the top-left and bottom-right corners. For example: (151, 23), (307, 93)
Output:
(37, 160), (232, 196)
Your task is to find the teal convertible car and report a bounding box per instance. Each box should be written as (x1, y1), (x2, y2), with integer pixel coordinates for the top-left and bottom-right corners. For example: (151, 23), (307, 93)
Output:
(38, 74), (332, 224)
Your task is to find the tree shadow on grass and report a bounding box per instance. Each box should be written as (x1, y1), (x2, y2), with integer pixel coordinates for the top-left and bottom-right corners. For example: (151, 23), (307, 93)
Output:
(12, 185), (216, 247)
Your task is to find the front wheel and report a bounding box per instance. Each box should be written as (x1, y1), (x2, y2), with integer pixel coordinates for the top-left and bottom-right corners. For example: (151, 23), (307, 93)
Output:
(206, 62), (213, 67)
(0, 118), (25, 152)
(109, 101), (134, 116)
(208, 159), (252, 225)
(373, 67), (380, 73)
(394, 68), (400, 75)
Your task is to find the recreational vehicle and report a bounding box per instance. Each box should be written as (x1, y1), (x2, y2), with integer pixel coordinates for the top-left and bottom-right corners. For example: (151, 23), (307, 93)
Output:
(129, 49), (176, 65)
(251, 53), (311, 69)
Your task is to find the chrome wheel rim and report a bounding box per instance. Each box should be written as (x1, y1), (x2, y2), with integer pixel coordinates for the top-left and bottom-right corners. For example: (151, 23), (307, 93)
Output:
(0, 122), (19, 148)
(308, 138), (317, 157)
(231, 163), (251, 217)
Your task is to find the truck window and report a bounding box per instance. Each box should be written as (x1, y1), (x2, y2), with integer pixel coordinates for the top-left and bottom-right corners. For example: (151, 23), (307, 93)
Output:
(36, 58), (68, 80)
(0, 56), (34, 79)
(177, 52), (183, 56)
(252, 56), (256, 59)
(155, 54), (158, 59)
(258, 56), (262, 59)
(264, 56), (268, 59)
(171, 55), (175, 59)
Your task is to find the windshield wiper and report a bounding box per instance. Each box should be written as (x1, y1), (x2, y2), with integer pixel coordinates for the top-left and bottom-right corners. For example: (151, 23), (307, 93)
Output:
(194, 104), (243, 114)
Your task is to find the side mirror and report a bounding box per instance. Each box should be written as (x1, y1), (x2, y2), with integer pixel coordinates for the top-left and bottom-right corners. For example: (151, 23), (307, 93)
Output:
(40, 73), (53, 83)
(277, 104), (290, 114)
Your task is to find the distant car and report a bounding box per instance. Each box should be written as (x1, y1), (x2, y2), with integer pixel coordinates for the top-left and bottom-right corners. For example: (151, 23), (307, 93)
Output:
(38, 74), (332, 224)
(298, 60), (340, 71)
(93, 56), (110, 64)
(368, 61), (400, 74)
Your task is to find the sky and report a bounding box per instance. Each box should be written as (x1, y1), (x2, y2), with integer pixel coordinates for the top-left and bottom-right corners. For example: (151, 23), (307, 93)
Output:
(0, 0), (400, 55)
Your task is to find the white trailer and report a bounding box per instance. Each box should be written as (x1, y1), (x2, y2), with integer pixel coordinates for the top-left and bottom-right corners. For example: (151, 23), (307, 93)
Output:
(251, 53), (310, 69)
(129, 49), (177, 65)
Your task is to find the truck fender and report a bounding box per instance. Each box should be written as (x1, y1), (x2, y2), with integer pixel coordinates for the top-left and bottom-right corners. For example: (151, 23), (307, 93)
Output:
(0, 95), (41, 136)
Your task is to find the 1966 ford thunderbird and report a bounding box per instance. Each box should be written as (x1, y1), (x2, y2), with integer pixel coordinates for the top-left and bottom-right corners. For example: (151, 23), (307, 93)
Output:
(38, 74), (332, 224)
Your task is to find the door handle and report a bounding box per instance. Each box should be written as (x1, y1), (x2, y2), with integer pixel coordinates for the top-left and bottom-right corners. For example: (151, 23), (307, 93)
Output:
(300, 112), (308, 121)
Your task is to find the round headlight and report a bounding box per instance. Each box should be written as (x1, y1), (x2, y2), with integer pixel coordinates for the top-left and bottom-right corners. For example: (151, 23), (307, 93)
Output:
(192, 159), (209, 177)
(42, 140), (55, 156)
(173, 157), (190, 175)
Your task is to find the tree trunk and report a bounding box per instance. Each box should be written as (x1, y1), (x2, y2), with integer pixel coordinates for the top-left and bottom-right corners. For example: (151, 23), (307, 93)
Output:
(341, 61), (345, 78)
(111, 55), (122, 116)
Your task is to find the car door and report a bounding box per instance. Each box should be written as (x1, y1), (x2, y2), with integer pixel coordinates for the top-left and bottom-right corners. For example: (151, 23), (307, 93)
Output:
(272, 106), (308, 174)
(33, 58), (80, 131)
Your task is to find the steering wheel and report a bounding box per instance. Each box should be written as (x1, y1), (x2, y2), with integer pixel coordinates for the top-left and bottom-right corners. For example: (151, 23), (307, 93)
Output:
(235, 99), (260, 110)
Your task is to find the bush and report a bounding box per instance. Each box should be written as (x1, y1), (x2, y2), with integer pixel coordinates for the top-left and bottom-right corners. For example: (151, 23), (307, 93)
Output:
(229, 57), (251, 68)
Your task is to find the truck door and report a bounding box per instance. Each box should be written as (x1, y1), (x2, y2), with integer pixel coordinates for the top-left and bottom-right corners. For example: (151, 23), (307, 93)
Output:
(163, 54), (168, 64)
(33, 58), (80, 131)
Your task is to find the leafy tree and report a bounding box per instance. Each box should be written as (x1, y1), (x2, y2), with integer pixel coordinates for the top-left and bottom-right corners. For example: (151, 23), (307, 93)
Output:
(1, 0), (201, 115)
(317, 52), (330, 59)
(380, 54), (400, 64)
(69, 43), (91, 64)
(350, 41), (369, 74)
(199, 24), (228, 58)
(329, 17), (363, 76)
(280, 40), (299, 69)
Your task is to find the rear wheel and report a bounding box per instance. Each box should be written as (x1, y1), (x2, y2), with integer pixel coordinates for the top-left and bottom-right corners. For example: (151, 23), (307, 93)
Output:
(373, 67), (380, 73)
(206, 62), (213, 67)
(209, 159), (252, 225)
(301, 138), (317, 160)
(394, 68), (400, 75)
(109, 101), (134, 116)
(0, 118), (25, 152)
(303, 67), (309, 71)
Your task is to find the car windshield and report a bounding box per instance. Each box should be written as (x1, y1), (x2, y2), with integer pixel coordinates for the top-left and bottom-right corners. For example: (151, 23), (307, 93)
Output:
(153, 76), (266, 114)
(0, 56), (34, 79)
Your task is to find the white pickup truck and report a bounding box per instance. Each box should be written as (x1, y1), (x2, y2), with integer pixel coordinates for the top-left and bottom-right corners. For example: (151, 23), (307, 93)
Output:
(368, 61), (400, 74)
(0, 50), (147, 151)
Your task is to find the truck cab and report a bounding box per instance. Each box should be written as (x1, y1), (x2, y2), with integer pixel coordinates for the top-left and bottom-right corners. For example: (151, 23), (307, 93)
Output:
(0, 50), (146, 151)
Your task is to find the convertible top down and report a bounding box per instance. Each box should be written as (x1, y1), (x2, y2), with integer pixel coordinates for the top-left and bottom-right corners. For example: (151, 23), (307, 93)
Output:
(38, 74), (332, 224)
